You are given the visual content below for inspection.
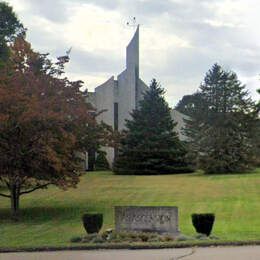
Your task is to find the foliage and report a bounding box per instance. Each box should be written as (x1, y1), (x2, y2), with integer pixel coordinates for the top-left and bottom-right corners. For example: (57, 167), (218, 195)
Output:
(251, 88), (260, 166)
(76, 231), (175, 244)
(175, 92), (204, 117)
(72, 230), (219, 244)
(0, 35), (110, 219)
(114, 79), (194, 175)
(184, 64), (258, 174)
(75, 114), (116, 171)
(82, 213), (103, 234)
(70, 236), (82, 243)
(191, 213), (215, 236)
(95, 151), (110, 171)
(0, 1), (24, 65)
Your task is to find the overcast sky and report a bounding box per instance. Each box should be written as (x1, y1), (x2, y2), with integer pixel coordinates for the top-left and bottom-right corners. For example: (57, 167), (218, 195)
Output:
(6, 0), (260, 106)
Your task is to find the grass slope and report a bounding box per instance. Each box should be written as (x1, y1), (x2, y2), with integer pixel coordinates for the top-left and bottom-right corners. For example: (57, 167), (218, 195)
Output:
(1, 169), (260, 248)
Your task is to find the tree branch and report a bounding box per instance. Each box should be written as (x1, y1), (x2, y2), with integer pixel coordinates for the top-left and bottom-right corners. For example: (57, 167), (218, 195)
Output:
(19, 183), (52, 195)
(0, 192), (11, 198)
(0, 177), (10, 189)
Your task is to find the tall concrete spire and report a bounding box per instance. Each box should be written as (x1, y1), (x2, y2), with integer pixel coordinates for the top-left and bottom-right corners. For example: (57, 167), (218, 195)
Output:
(126, 25), (139, 77)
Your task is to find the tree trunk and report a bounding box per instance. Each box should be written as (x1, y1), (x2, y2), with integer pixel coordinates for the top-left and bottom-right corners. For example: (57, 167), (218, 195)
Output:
(88, 148), (96, 171)
(10, 184), (20, 221)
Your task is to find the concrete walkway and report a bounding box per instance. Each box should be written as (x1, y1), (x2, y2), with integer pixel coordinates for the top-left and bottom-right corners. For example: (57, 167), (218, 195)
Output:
(1, 246), (260, 260)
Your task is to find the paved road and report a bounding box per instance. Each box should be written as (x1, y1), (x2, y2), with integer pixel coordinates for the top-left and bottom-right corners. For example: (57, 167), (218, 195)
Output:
(0, 246), (260, 260)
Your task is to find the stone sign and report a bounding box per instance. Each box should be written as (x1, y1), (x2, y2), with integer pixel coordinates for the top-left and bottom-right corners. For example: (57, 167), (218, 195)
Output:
(115, 206), (179, 234)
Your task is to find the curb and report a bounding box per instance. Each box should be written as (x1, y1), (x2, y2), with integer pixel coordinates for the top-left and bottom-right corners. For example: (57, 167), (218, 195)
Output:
(1, 240), (260, 253)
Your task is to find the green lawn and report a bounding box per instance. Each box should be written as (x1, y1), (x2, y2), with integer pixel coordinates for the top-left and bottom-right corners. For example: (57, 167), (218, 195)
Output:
(1, 169), (260, 248)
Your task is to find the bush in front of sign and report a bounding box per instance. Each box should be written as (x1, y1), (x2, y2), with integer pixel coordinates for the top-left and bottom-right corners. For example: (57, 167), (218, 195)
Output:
(191, 213), (215, 236)
(82, 213), (103, 234)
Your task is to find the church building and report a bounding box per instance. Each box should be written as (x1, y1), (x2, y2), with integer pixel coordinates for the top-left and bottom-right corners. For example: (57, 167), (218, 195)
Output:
(87, 26), (188, 166)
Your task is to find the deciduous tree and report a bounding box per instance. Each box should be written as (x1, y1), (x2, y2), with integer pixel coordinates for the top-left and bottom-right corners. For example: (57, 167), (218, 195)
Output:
(0, 36), (107, 219)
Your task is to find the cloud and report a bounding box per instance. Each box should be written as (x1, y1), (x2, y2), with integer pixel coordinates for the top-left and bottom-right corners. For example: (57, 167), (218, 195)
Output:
(67, 48), (122, 74)
(5, 0), (260, 103)
(23, 0), (70, 23)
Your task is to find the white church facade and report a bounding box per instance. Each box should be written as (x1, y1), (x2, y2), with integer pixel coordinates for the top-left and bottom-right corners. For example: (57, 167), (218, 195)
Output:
(87, 26), (188, 166)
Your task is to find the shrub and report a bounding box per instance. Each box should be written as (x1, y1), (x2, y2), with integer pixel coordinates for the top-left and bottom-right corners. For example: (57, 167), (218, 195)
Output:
(191, 213), (215, 236)
(176, 234), (194, 241)
(101, 229), (113, 240)
(70, 231), (197, 244)
(70, 236), (82, 243)
(195, 233), (210, 240)
(82, 213), (103, 234)
(81, 234), (97, 243)
(95, 151), (110, 170)
(161, 235), (174, 242)
(92, 234), (105, 243)
(139, 233), (149, 242)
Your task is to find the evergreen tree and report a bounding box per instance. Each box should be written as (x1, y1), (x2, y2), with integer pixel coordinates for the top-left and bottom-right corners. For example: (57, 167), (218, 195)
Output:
(251, 88), (260, 166)
(175, 92), (204, 117)
(257, 88), (260, 113)
(113, 79), (193, 175)
(95, 151), (110, 171)
(185, 64), (257, 174)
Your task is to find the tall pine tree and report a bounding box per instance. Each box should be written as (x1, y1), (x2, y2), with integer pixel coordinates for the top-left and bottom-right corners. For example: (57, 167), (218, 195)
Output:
(185, 64), (257, 174)
(113, 79), (193, 175)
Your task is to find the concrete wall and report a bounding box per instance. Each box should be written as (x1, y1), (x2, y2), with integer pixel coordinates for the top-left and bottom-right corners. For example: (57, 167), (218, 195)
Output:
(137, 78), (148, 107)
(117, 70), (136, 130)
(171, 109), (189, 141)
(95, 76), (115, 126)
(94, 76), (116, 166)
